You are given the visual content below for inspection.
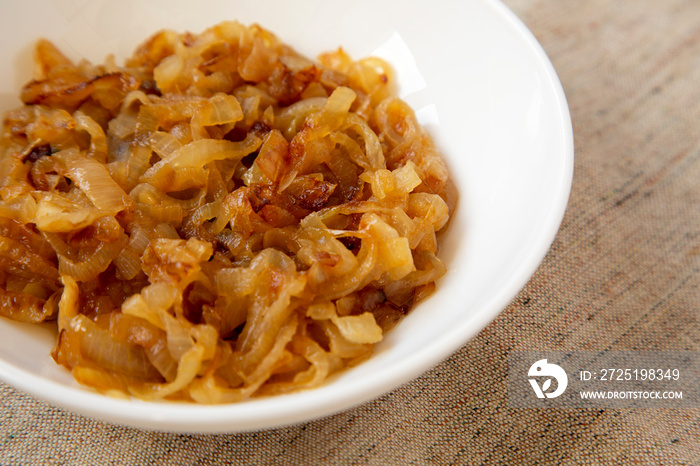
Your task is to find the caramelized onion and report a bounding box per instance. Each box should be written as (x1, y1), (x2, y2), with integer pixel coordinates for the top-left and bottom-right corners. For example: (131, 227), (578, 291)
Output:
(73, 315), (162, 381)
(0, 21), (454, 403)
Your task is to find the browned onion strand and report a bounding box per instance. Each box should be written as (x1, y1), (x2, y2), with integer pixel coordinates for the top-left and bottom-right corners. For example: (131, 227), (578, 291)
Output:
(0, 21), (455, 403)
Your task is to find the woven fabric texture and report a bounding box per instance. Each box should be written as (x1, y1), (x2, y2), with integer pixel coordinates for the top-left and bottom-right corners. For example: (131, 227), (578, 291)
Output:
(2, 0), (699, 464)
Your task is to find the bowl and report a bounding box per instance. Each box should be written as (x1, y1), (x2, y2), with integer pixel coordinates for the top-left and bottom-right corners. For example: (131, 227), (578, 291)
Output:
(0, 0), (573, 432)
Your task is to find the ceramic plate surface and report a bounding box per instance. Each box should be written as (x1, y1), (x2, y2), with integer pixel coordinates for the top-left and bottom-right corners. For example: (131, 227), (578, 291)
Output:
(0, 0), (573, 432)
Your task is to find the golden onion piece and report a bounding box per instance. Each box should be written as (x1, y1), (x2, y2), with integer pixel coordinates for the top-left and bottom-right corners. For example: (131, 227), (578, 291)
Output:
(0, 21), (455, 403)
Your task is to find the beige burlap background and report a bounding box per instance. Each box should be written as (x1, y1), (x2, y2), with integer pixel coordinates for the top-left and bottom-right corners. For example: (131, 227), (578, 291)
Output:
(2, 0), (700, 464)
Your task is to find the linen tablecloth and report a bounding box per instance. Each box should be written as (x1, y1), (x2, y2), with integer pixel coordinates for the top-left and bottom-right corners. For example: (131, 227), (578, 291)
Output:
(2, 0), (699, 464)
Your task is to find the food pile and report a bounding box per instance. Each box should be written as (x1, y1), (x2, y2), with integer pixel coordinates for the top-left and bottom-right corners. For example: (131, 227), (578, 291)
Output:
(0, 22), (453, 402)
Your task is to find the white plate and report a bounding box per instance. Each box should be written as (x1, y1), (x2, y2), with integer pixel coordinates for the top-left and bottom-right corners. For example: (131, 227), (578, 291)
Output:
(0, 0), (573, 432)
